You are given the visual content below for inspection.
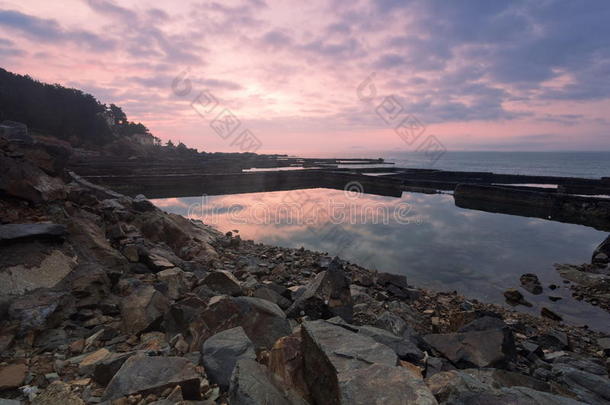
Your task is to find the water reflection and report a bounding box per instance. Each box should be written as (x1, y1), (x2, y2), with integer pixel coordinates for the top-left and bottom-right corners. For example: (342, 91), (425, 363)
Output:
(152, 188), (610, 332)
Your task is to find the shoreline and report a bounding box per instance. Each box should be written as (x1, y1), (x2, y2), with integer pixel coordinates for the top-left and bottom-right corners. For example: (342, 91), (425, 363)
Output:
(1, 137), (610, 403)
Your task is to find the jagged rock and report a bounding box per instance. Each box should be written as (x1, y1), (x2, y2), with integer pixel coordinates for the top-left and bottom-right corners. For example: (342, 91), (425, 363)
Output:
(355, 325), (424, 363)
(286, 257), (353, 322)
(537, 330), (569, 351)
(541, 307), (563, 322)
(31, 381), (84, 405)
(202, 327), (256, 390)
(520, 273), (543, 295)
(78, 348), (111, 374)
(198, 296), (291, 349)
(339, 363), (437, 405)
(423, 329), (515, 368)
(458, 315), (506, 333)
(162, 296), (208, 351)
(144, 252), (176, 272)
(120, 285), (169, 334)
(201, 271), (243, 297)
(8, 289), (69, 332)
(228, 358), (308, 405)
(301, 320), (398, 404)
(373, 311), (421, 344)
(425, 356), (456, 378)
(0, 223), (67, 243)
(553, 354), (608, 376)
(552, 363), (610, 403)
(157, 268), (194, 300)
(102, 355), (201, 401)
(0, 364), (26, 390)
(376, 272), (412, 298)
(92, 351), (133, 386)
(425, 370), (582, 405)
(253, 286), (291, 310)
(0, 153), (66, 203)
(268, 334), (309, 398)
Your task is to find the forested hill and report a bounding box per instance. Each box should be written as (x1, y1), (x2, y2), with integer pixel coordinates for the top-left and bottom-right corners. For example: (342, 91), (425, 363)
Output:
(0, 67), (153, 147)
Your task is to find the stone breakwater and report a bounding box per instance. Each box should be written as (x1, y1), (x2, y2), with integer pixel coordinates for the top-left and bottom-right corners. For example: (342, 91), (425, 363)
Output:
(1, 136), (610, 404)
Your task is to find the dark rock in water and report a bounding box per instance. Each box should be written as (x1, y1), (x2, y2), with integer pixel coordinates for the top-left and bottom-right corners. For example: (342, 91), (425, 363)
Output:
(423, 329), (516, 369)
(552, 363), (610, 404)
(201, 271), (243, 297)
(102, 355), (201, 401)
(338, 363), (437, 405)
(503, 288), (533, 307)
(537, 330), (569, 351)
(301, 320), (398, 404)
(202, 326), (256, 391)
(198, 296), (291, 349)
(119, 284), (169, 334)
(520, 273), (543, 295)
(286, 257), (353, 322)
(0, 223), (67, 243)
(541, 307), (563, 322)
(228, 358), (308, 405)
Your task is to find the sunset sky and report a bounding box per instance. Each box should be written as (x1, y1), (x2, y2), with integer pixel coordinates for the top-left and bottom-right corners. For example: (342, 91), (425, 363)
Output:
(1, 0), (609, 153)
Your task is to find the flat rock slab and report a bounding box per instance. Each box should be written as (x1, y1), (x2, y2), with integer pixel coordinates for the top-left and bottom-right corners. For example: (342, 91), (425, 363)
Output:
(339, 364), (437, 405)
(302, 320), (398, 404)
(0, 223), (67, 243)
(424, 329), (514, 368)
(102, 355), (201, 401)
(202, 326), (256, 390)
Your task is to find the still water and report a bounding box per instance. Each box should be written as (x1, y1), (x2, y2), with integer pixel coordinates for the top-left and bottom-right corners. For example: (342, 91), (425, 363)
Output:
(152, 188), (610, 332)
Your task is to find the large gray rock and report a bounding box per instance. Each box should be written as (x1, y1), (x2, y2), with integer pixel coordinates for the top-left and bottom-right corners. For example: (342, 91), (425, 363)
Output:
(424, 329), (515, 369)
(157, 267), (194, 300)
(0, 223), (67, 243)
(301, 320), (398, 404)
(202, 327), (256, 390)
(229, 359), (308, 405)
(102, 355), (201, 401)
(198, 296), (291, 349)
(120, 285), (169, 334)
(357, 325), (424, 363)
(286, 257), (353, 322)
(552, 363), (610, 404)
(339, 364), (437, 405)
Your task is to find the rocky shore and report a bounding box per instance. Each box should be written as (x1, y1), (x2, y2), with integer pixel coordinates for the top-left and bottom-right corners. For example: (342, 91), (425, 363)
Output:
(1, 136), (610, 404)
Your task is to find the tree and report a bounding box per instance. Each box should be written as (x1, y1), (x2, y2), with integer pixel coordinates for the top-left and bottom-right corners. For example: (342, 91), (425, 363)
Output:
(166, 139), (175, 148)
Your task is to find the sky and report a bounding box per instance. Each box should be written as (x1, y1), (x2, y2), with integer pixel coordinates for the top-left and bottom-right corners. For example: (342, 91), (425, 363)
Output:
(0, 0), (609, 154)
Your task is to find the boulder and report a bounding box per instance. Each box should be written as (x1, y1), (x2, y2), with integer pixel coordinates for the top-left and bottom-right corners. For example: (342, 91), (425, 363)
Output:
(301, 320), (398, 404)
(201, 271), (243, 297)
(0, 363), (27, 390)
(120, 285), (169, 334)
(253, 286), (292, 310)
(157, 268), (194, 300)
(286, 257), (353, 322)
(338, 364), (437, 405)
(229, 359), (308, 405)
(92, 351), (133, 386)
(0, 153), (66, 203)
(503, 289), (532, 307)
(198, 296), (291, 349)
(202, 327), (256, 390)
(268, 334), (309, 398)
(0, 223), (67, 243)
(102, 355), (201, 401)
(355, 325), (424, 363)
(423, 329), (515, 369)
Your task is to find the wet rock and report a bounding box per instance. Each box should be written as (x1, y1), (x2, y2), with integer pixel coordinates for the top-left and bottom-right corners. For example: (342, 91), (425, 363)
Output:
(157, 268), (194, 300)
(198, 296), (291, 349)
(520, 273), (543, 294)
(301, 320), (398, 404)
(120, 285), (169, 334)
(541, 307), (563, 322)
(552, 363), (610, 403)
(339, 363), (437, 405)
(286, 257), (353, 322)
(202, 326), (256, 390)
(503, 288), (532, 307)
(200, 271), (243, 297)
(423, 329), (516, 369)
(268, 334), (309, 398)
(102, 355), (201, 401)
(228, 358), (308, 405)
(31, 381), (84, 405)
(0, 363), (26, 390)
(0, 223), (67, 243)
